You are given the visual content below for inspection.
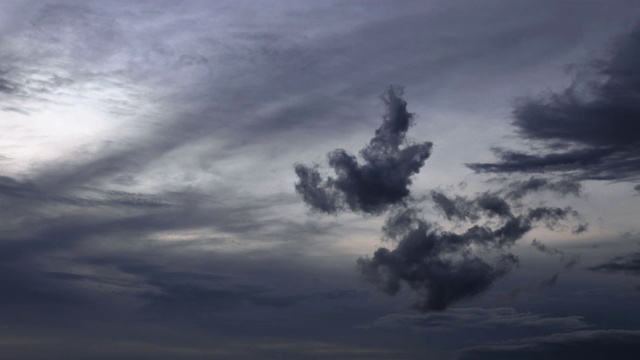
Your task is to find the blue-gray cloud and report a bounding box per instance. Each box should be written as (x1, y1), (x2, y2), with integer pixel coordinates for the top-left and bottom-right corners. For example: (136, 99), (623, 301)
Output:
(295, 86), (432, 214)
(589, 252), (640, 275)
(504, 177), (582, 200)
(531, 239), (581, 270)
(459, 329), (640, 360)
(358, 200), (577, 312)
(467, 23), (640, 191)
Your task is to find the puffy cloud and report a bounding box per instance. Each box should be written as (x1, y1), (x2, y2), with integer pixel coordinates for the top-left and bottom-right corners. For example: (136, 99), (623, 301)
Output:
(294, 86), (432, 214)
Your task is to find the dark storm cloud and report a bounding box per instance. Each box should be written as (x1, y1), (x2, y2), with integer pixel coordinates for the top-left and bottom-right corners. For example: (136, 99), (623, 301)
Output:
(429, 191), (579, 240)
(467, 23), (640, 188)
(357, 201), (577, 312)
(295, 87), (535, 311)
(294, 86), (432, 215)
(295, 87), (583, 312)
(589, 252), (640, 275)
(459, 329), (640, 360)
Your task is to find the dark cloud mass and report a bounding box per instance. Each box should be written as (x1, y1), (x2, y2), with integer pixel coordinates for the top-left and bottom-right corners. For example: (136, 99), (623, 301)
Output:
(295, 86), (432, 214)
(296, 87), (583, 312)
(468, 23), (640, 188)
(357, 199), (577, 312)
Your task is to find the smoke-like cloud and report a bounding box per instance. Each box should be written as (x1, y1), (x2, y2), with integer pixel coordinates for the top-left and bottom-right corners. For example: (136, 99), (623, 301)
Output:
(294, 86), (432, 214)
(504, 177), (582, 200)
(295, 87), (583, 312)
(430, 191), (514, 221)
(467, 24), (640, 191)
(357, 198), (577, 312)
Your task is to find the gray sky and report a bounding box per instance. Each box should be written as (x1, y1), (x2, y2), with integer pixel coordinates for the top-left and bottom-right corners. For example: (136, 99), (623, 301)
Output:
(1, 1), (640, 359)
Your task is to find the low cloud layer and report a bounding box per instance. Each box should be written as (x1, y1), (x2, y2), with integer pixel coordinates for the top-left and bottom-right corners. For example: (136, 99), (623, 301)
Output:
(589, 252), (640, 275)
(459, 329), (640, 360)
(467, 23), (640, 190)
(295, 86), (432, 214)
(364, 307), (587, 332)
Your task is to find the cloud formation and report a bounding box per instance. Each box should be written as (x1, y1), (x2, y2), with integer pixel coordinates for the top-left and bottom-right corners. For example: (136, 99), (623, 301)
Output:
(295, 87), (583, 312)
(504, 177), (582, 200)
(357, 198), (577, 312)
(531, 239), (581, 270)
(295, 86), (432, 214)
(459, 329), (640, 360)
(363, 307), (587, 332)
(467, 23), (640, 189)
(589, 252), (640, 275)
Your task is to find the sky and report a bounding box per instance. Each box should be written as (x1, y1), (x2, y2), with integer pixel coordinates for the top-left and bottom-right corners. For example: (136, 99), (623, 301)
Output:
(1, 1), (640, 359)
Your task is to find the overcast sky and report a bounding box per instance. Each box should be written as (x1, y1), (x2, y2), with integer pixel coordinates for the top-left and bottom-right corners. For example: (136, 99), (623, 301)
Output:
(1, 1), (640, 359)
